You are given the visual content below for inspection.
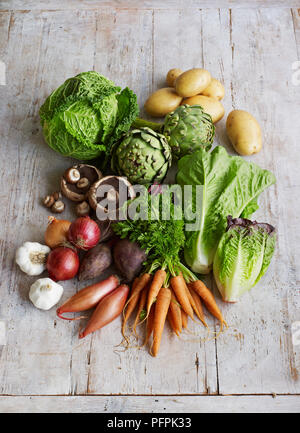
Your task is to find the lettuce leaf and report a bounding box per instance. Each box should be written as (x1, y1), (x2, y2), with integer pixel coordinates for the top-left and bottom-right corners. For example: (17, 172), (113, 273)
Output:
(213, 216), (276, 302)
(176, 146), (276, 274)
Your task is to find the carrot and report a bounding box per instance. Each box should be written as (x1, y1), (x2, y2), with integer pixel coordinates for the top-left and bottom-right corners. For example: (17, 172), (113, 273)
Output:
(167, 310), (177, 335)
(122, 275), (151, 339)
(146, 269), (167, 315)
(132, 284), (148, 335)
(151, 287), (171, 357)
(187, 285), (208, 327)
(181, 310), (188, 329)
(168, 290), (182, 336)
(190, 280), (227, 329)
(143, 304), (155, 347)
(170, 273), (194, 319)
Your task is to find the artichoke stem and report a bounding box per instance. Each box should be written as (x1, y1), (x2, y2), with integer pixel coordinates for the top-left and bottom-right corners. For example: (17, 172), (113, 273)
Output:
(132, 117), (162, 132)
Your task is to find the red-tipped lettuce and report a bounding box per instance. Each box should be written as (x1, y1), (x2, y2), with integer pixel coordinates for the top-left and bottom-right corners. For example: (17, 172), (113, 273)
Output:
(213, 216), (276, 302)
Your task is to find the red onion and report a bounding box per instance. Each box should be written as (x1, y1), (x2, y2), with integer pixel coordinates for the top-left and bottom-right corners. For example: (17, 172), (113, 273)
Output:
(68, 217), (101, 251)
(46, 246), (79, 281)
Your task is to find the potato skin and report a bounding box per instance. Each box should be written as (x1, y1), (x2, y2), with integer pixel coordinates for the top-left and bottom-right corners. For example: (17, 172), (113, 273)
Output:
(226, 110), (262, 156)
(175, 68), (211, 97)
(166, 68), (183, 87)
(182, 95), (224, 123)
(144, 87), (183, 117)
(202, 78), (225, 100)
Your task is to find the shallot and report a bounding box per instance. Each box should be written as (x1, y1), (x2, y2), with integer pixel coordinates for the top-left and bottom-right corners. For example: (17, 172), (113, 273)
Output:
(56, 274), (120, 320)
(79, 284), (129, 338)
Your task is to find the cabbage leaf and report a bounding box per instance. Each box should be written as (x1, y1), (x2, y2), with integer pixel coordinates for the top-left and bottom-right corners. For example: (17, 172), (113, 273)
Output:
(39, 71), (139, 160)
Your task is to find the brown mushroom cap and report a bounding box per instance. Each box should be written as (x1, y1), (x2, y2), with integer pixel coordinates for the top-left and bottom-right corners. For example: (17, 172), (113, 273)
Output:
(61, 164), (102, 202)
(88, 175), (136, 221)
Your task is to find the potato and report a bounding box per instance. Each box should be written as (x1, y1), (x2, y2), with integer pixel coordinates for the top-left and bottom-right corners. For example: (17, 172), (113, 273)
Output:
(166, 68), (183, 87)
(144, 87), (183, 117)
(175, 68), (211, 97)
(182, 95), (225, 123)
(226, 110), (262, 156)
(202, 78), (225, 100)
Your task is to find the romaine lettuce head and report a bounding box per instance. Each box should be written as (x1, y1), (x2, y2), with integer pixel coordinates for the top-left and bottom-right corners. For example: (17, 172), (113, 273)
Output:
(176, 146), (276, 274)
(39, 71), (139, 160)
(213, 216), (276, 302)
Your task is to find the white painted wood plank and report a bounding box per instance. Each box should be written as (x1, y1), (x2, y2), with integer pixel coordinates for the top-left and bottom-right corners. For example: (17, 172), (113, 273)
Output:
(0, 10), (98, 395)
(213, 8), (300, 394)
(71, 8), (219, 396)
(1, 1), (300, 11)
(0, 395), (299, 413)
(0, 5), (299, 399)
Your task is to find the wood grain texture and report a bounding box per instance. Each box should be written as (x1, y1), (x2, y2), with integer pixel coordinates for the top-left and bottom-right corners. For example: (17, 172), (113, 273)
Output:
(2, 1), (300, 11)
(0, 395), (300, 413)
(0, 3), (299, 412)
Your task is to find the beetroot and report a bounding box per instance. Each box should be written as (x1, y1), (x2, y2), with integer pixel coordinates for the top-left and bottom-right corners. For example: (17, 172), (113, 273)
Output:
(113, 238), (146, 282)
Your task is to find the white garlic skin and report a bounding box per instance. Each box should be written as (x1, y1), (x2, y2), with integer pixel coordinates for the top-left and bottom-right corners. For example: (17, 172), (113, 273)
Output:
(29, 278), (63, 310)
(15, 242), (50, 276)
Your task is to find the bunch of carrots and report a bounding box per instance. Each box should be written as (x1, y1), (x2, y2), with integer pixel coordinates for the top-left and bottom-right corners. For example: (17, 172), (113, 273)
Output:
(121, 266), (227, 357)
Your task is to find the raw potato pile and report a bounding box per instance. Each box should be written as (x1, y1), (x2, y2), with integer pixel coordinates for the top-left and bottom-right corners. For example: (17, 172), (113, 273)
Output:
(144, 68), (263, 156)
(145, 68), (225, 123)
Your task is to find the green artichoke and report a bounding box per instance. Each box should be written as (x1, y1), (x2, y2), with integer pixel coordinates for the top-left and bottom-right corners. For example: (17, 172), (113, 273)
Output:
(162, 104), (215, 158)
(111, 127), (172, 185)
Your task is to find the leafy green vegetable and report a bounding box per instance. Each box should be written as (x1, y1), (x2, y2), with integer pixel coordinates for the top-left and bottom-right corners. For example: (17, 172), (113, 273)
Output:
(113, 192), (186, 277)
(39, 71), (139, 160)
(213, 216), (276, 302)
(176, 146), (276, 274)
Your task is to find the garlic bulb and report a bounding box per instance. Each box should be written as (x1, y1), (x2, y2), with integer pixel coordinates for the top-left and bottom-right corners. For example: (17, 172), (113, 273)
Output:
(29, 278), (63, 310)
(15, 242), (50, 276)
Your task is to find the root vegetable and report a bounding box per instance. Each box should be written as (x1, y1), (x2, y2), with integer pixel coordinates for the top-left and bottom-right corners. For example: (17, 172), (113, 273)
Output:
(122, 274), (151, 339)
(170, 273), (194, 319)
(46, 246), (79, 281)
(166, 68), (183, 87)
(190, 279), (227, 329)
(187, 285), (208, 327)
(182, 95), (225, 123)
(201, 78), (225, 100)
(151, 287), (171, 357)
(144, 88), (183, 117)
(57, 274), (120, 320)
(78, 243), (112, 281)
(175, 68), (212, 98)
(113, 238), (147, 282)
(79, 284), (130, 338)
(146, 269), (167, 316)
(168, 290), (182, 336)
(226, 109), (262, 155)
(44, 216), (71, 249)
(68, 216), (100, 251)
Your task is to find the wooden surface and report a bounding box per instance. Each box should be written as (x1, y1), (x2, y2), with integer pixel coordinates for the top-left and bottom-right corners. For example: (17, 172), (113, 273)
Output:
(0, 1), (300, 413)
